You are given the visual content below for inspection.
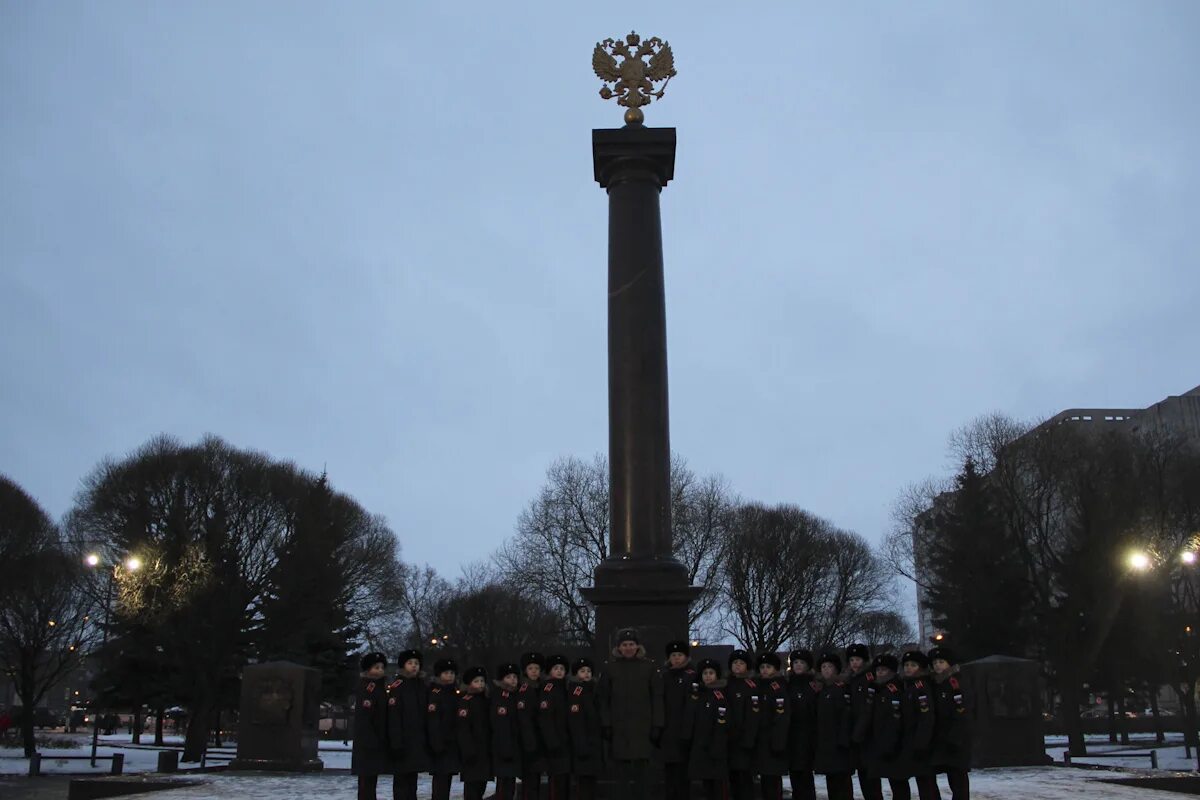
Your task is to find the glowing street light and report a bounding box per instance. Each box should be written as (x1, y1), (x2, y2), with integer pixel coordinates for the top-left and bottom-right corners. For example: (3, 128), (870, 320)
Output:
(125, 556), (141, 572)
(1128, 552), (1151, 571)
(1183, 551), (1197, 565)
(85, 553), (101, 567)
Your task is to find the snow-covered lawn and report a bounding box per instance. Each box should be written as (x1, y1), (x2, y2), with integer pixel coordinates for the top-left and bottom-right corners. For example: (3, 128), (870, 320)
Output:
(4, 732), (1199, 797)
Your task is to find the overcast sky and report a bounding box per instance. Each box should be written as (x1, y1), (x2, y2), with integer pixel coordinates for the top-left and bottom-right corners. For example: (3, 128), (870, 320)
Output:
(3, 3), (1197, 597)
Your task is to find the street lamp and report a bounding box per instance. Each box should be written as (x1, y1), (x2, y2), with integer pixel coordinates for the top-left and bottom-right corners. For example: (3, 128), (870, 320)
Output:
(82, 552), (139, 765)
(1128, 551), (1151, 571)
(1183, 551), (1197, 566)
(125, 557), (141, 572)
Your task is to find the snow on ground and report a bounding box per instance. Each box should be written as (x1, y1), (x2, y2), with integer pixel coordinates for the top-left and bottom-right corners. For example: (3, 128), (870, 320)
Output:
(4, 733), (1199, 797)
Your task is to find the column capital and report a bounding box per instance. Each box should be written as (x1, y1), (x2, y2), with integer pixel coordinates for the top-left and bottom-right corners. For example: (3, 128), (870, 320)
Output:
(592, 125), (676, 189)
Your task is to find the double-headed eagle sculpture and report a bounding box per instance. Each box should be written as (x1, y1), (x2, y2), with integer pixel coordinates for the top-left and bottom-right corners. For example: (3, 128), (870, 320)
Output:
(592, 32), (676, 124)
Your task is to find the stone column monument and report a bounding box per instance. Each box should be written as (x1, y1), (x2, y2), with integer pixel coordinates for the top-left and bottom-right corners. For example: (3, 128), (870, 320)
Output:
(580, 33), (701, 663)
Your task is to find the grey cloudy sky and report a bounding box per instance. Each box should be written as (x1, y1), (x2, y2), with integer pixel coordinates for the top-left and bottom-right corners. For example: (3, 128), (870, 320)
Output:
(3, 3), (1197, 591)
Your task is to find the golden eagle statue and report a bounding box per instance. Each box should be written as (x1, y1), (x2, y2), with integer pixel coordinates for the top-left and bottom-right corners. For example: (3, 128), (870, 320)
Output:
(592, 32), (676, 124)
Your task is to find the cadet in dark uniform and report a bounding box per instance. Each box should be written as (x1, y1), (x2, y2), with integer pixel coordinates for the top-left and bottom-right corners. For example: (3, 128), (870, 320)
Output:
(786, 650), (819, 800)
(725, 649), (760, 800)
(929, 647), (971, 799)
(491, 663), (523, 800)
(900, 651), (938, 800)
(539, 655), (572, 800)
(661, 640), (698, 800)
(862, 654), (912, 800)
(428, 658), (462, 800)
(458, 666), (492, 800)
(846, 643), (882, 800)
(353, 653), (391, 800)
(567, 658), (603, 800)
(685, 658), (731, 800)
(387, 649), (430, 800)
(517, 651), (547, 800)
(813, 652), (854, 800)
(753, 653), (790, 800)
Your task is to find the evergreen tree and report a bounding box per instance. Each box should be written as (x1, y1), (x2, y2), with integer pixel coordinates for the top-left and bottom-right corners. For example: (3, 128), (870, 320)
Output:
(924, 457), (1029, 660)
(256, 473), (360, 701)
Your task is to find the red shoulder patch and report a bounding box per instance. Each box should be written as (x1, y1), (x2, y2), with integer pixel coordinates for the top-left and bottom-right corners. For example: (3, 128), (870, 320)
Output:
(714, 690), (725, 701)
(366, 682), (376, 692)
(745, 679), (757, 688)
(887, 683), (899, 694)
(770, 681), (781, 690)
(519, 685), (528, 693)
(915, 680), (925, 689)
(572, 686), (583, 697)
(949, 677), (960, 690)
(543, 683), (554, 693)
(387, 679), (403, 690)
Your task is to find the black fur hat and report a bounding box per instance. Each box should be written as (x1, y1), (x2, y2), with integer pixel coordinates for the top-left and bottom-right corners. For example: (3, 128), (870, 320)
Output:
(571, 657), (595, 675)
(902, 650), (930, 669)
(547, 654), (570, 670)
(928, 646), (957, 666)
(519, 652), (545, 669)
(616, 628), (640, 645)
(433, 658), (458, 676)
(397, 649), (423, 667)
(360, 652), (387, 672)
(845, 643), (871, 662)
(665, 640), (690, 657)
(756, 652), (782, 670)
(463, 666), (487, 684)
(818, 652), (843, 672)
(496, 662), (520, 680)
(789, 649), (814, 670)
(872, 654), (899, 673)
(698, 658), (723, 678)
(728, 649), (751, 669)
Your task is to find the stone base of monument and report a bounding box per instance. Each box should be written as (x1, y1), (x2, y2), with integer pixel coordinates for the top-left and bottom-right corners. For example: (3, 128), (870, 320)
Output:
(961, 654), (1053, 767)
(227, 661), (325, 773)
(66, 777), (202, 800)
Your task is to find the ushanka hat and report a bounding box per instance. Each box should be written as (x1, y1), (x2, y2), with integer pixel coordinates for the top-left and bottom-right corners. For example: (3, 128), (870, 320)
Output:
(665, 640), (690, 656)
(818, 652), (843, 672)
(520, 652), (545, 669)
(360, 652), (387, 671)
(789, 649), (814, 670)
(546, 654), (570, 670)
(496, 662), (520, 679)
(901, 650), (929, 669)
(872, 654), (899, 673)
(433, 658), (458, 675)
(698, 658), (723, 678)
(756, 652), (782, 670)
(571, 657), (594, 675)
(845, 643), (871, 661)
(728, 649), (751, 669)
(616, 628), (640, 645)
(462, 666), (487, 684)
(927, 646), (957, 665)
(397, 649), (423, 666)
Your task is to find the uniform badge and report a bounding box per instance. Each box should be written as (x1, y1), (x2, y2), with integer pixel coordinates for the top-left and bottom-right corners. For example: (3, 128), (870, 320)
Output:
(458, 709), (469, 717)
(388, 697), (396, 706)
(497, 706), (508, 715)
(517, 701), (525, 710)
(427, 703), (436, 712)
(539, 700), (549, 710)
(570, 704), (580, 713)
(775, 697), (785, 713)
(362, 699), (372, 709)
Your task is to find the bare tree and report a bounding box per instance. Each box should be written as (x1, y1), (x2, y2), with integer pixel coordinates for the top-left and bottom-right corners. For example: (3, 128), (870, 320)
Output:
(391, 562), (452, 652)
(0, 475), (97, 756)
(434, 582), (566, 670)
(670, 457), (737, 639)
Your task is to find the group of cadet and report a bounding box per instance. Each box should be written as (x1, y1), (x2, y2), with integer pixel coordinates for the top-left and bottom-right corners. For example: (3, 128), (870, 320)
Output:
(351, 629), (971, 800)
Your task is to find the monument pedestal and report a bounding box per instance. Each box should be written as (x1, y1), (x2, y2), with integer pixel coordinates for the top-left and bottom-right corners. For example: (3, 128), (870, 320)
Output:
(961, 655), (1051, 767)
(229, 661), (324, 772)
(582, 559), (701, 663)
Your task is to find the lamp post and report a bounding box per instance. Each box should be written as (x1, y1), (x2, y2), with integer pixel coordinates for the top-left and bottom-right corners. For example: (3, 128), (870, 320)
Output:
(83, 553), (139, 766)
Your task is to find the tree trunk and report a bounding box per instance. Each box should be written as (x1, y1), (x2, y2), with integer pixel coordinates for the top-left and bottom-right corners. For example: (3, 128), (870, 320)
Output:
(154, 702), (165, 746)
(1117, 688), (1130, 745)
(181, 702), (213, 762)
(212, 711), (223, 747)
(1149, 686), (1165, 745)
(132, 703), (142, 745)
(18, 672), (37, 758)
(1061, 677), (1088, 756)
(1106, 694), (1118, 744)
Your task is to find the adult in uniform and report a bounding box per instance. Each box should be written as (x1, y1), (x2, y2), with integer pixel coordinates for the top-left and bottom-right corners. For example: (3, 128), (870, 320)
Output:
(598, 628), (664, 800)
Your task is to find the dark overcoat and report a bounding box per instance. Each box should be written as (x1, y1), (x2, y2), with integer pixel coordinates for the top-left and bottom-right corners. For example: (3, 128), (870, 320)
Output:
(902, 674), (936, 777)
(598, 645), (665, 761)
(724, 674), (761, 771)
(456, 688), (492, 782)
(427, 681), (462, 775)
(786, 672), (819, 773)
(813, 679), (853, 776)
(863, 677), (908, 780)
(352, 677), (391, 776)
(847, 668), (875, 770)
(537, 677), (571, 776)
(684, 681), (731, 782)
(490, 683), (523, 779)
(931, 669), (972, 772)
(517, 677), (547, 773)
(752, 676), (790, 777)
(386, 673), (430, 774)
(566, 678), (604, 777)
(660, 661), (699, 764)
